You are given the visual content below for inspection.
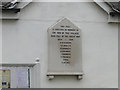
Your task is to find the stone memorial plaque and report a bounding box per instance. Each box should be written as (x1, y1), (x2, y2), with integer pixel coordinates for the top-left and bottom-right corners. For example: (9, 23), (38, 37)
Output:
(47, 18), (83, 79)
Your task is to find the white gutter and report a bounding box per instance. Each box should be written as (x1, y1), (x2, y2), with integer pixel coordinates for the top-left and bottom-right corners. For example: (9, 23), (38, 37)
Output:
(94, 0), (120, 23)
(0, 0), (32, 19)
(93, 0), (112, 14)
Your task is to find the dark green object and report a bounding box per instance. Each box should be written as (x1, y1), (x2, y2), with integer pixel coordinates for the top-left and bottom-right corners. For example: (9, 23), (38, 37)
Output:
(28, 69), (30, 88)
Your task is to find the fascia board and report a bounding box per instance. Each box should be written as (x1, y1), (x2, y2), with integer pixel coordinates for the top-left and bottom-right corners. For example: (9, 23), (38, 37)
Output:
(94, 0), (112, 14)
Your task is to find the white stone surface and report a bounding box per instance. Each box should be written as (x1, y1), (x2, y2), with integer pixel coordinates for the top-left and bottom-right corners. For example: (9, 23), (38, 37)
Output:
(47, 18), (83, 76)
(0, 10), (2, 64)
(1, 2), (118, 88)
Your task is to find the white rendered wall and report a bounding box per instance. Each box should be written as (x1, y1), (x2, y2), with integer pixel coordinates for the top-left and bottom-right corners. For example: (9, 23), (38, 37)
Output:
(0, 9), (2, 64)
(0, 20), (2, 64)
(2, 2), (118, 88)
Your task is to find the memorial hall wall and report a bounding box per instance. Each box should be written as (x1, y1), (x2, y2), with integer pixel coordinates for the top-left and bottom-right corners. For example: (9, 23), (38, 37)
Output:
(2, 2), (118, 88)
